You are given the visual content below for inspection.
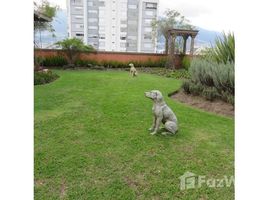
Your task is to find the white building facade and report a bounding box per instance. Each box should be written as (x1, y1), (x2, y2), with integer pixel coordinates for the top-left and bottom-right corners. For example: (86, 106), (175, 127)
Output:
(67, 0), (159, 53)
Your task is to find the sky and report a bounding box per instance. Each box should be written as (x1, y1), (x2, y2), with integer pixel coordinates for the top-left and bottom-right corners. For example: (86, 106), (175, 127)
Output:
(38, 0), (235, 32)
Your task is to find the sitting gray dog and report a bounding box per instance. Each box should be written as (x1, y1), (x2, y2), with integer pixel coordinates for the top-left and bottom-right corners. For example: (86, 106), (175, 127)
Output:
(145, 90), (178, 135)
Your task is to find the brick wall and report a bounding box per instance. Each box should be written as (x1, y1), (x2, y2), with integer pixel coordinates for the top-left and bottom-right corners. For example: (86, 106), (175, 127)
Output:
(34, 49), (194, 68)
(35, 49), (167, 62)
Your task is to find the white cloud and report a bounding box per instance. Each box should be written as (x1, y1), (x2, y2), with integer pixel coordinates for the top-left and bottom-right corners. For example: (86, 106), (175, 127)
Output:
(159, 0), (236, 32)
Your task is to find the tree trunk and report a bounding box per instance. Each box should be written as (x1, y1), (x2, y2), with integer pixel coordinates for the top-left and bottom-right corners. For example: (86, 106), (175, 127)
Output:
(165, 36), (169, 54)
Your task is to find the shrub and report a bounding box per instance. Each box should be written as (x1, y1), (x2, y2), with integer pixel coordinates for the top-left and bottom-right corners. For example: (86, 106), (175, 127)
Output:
(40, 56), (68, 67)
(181, 56), (191, 70)
(182, 80), (191, 94)
(189, 82), (204, 96)
(182, 58), (234, 104)
(34, 71), (59, 85)
(222, 91), (235, 105)
(175, 69), (191, 79)
(202, 87), (220, 101)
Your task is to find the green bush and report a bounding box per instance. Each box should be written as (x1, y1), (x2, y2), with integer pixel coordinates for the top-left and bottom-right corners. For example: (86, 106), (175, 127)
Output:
(181, 56), (191, 70)
(182, 58), (234, 104)
(189, 82), (204, 96)
(34, 71), (59, 85)
(202, 87), (220, 101)
(222, 91), (235, 105)
(182, 80), (191, 94)
(40, 56), (68, 67)
(175, 69), (191, 79)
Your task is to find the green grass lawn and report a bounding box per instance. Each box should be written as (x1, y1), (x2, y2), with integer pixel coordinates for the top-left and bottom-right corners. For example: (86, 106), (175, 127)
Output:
(34, 70), (234, 200)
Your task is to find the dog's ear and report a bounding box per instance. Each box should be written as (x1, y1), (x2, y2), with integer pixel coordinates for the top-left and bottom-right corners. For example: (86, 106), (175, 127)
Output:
(155, 92), (163, 101)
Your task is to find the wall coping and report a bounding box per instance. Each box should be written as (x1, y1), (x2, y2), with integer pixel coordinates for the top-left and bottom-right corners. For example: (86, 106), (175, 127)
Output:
(34, 48), (167, 56)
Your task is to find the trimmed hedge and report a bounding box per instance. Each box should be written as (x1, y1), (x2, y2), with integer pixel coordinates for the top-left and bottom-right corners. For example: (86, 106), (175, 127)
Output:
(36, 55), (167, 68)
(34, 71), (59, 85)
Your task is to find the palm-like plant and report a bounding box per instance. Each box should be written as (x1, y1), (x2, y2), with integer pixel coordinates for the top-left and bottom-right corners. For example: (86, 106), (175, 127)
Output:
(209, 32), (235, 64)
(55, 38), (95, 64)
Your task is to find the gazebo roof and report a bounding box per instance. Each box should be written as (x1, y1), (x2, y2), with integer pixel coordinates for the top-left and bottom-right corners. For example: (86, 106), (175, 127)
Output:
(34, 11), (52, 22)
(168, 29), (199, 37)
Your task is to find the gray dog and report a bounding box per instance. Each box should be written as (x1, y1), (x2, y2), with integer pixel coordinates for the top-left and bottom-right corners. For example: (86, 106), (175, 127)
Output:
(145, 90), (178, 135)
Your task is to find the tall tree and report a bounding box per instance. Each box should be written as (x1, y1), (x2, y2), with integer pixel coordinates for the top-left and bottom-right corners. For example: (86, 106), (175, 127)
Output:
(151, 9), (195, 54)
(34, 0), (58, 48)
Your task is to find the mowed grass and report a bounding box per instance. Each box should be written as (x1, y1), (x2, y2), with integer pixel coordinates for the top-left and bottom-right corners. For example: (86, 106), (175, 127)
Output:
(34, 70), (234, 200)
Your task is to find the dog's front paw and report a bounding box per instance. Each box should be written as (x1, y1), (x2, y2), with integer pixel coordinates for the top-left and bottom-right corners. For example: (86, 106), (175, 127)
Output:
(150, 131), (157, 135)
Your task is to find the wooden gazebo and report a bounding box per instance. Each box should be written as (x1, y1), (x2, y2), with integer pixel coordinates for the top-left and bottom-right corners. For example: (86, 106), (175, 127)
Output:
(166, 29), (199, 68)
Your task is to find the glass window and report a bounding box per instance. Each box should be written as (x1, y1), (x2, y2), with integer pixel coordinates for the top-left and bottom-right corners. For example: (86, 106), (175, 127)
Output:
(76, 33), (84, 36)
(144, 43), (152, 48)
(146, 3), (157, 9)
(89, 10), (97, 14)
(99, 1), (105, 7)
(144, 34), (152, 40)
(145, 11), (154, 16)
(89, 18), (98, 22)
(145, 19), (152, 25)
(144, 27), (152, 32)
(75, 24), (84, 29)
(88, 26), (98, 30)
(128, 5), (137, 9)
(99, 41), (105, 47)
(128, 20), (137, 25)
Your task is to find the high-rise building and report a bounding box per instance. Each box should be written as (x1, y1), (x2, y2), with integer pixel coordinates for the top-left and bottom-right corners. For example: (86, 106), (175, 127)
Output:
(67, 0), (159, 53)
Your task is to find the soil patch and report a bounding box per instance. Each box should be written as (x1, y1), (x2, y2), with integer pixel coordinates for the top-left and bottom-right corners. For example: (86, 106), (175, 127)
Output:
(170, 90), (234, 118)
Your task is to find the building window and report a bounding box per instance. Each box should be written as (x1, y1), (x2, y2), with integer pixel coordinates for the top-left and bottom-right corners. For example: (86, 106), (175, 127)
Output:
(75, 24), (84, 29)
(144, 34), (152, 40)
(72, 0), (82, 4)
(144, 43), (152, 48)
(144, 19), (152, 25)
(88, 26), (98, 30)
(128, 36), (137, 40)
(145, 11), (154, 16)
(89, 18), (98, 23)
(128, 5), (137, 9)
(144, 27), (152, 32)
(146, 3), (157, 9)
(76, 33), (84, 36)
(128, 20), (137, 25)
(75, 15), (83, 19)
(99, 41), (105, 47)
(75, 6), (82, 10)
(120, 36), (126, 40)
(99, 1), (105, 7)
(99, 34), (105, 39)
(89, 35), (98, 38)
(99, 26), (105, 32)
(89, 10), (97, 14)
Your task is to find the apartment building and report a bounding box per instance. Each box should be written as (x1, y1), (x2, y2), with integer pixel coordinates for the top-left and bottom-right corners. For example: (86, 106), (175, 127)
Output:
(67, 0), (159, 53)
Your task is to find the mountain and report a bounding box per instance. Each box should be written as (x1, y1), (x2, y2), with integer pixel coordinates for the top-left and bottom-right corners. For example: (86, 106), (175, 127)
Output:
(36, 9), (220, 50)
(34, 9), (68, 48)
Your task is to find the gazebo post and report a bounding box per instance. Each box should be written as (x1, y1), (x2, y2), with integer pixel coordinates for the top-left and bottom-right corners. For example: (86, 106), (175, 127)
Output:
(166, 33), (176, 69)
(182, 35), (188, 54)
(190, 35), (196, 56)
